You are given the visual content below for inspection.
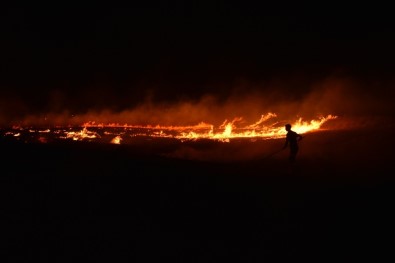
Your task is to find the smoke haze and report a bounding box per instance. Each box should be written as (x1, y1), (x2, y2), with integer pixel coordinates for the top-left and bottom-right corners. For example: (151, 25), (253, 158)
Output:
(1, 72), (391, 130)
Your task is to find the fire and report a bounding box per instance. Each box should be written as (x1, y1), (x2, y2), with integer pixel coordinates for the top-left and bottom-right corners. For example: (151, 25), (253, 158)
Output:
(173, 114), (337, 141)
(65, 127), (99, 141)
(1, 113), (337, 144)
(110, 135), (122, 144)
(79, 113), (337, 142)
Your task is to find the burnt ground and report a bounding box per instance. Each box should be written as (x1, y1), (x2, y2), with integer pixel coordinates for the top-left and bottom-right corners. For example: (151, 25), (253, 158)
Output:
(1, 127), (395, 262)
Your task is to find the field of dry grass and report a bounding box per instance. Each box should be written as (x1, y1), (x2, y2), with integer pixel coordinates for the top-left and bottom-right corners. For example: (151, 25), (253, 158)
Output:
(1, 123), (394, 261)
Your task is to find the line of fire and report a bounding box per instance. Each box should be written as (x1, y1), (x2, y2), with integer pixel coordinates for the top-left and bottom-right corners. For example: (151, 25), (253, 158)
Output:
(1, 113), (337, 144)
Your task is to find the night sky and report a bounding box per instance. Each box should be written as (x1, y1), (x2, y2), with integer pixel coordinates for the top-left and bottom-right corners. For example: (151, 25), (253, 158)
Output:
(3, 5), (395, 262)
(1, 3), (395, 122)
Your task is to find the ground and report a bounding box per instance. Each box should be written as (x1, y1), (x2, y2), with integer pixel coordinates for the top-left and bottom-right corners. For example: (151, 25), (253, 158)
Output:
(1, 126), (394, 262)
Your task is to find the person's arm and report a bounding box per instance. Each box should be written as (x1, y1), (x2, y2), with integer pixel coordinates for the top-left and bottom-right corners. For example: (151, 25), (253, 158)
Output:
(297, 133), (303, 141)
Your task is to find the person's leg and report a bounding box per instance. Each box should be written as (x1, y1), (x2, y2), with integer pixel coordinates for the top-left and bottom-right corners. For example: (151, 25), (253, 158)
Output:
(289, 148), (298, 163)
(289, 153), (295, 162)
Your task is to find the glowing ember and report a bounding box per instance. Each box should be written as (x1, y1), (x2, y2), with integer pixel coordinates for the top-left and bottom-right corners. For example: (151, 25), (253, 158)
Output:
(110, 136), (122, 144)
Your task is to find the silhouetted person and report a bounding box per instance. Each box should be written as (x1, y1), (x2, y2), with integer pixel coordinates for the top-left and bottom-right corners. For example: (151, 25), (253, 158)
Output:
(282, 124), (303, 163)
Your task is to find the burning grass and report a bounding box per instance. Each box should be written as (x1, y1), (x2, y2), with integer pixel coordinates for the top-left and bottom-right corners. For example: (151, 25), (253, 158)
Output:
(1, 113), (337, 145)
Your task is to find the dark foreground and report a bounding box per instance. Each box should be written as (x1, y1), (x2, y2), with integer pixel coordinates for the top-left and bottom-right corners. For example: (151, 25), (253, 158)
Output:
(1, 129), (395, 262)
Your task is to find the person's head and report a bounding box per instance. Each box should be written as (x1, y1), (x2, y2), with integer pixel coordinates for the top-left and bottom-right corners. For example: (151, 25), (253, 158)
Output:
(285, 124), (291, 131)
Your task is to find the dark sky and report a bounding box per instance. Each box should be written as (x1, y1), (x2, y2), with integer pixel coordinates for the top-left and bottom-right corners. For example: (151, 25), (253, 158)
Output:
(1, 3), (395, 118)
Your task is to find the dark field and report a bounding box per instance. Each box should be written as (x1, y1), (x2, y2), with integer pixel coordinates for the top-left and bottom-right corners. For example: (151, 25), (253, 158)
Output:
(1, 127), (395, 262)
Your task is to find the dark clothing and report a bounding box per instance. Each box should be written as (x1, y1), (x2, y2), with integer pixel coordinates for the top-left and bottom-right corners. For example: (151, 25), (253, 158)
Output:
(286, 130), (300, 150)
(284, 130), (302, 162)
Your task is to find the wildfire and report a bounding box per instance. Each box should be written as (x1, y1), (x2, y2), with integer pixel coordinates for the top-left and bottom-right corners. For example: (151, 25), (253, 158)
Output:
(174, 114), (337, 141)
(1, 113), (337, 144)
(64, 127), (99, 141)
(77, 113), (336, 143)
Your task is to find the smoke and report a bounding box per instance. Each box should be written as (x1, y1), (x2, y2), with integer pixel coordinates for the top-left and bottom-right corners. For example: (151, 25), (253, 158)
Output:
(0, 94), (29, 125)
(1, 73), (393, 129)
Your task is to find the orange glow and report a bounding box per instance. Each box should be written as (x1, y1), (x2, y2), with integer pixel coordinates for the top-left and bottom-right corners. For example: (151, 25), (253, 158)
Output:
(2, 113), (337, 143)
(64, 127), (99, 141)
(80, 113), (337, 141)
(110, 135), (122, 144)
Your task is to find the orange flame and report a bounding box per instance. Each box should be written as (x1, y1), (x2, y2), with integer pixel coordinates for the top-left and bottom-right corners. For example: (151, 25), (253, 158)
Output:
(65, 127), (99, 141)
(110, 135), (122, 144)
(79, 113), (337, 142)
(3, 113), (337, 143)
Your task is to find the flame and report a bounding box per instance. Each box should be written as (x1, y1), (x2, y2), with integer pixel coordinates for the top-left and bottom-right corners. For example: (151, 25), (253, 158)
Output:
(80, 113), (337, 141)
(65, 127), (99, 141)
(291, 115), (337, 134)
(110, 135), (122, 144)
(2, 113), (337, 143)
